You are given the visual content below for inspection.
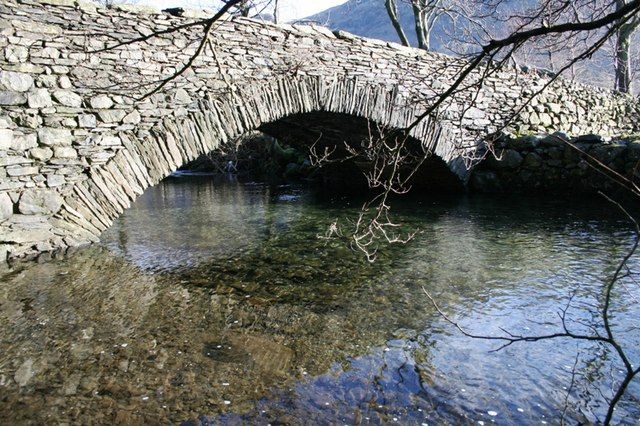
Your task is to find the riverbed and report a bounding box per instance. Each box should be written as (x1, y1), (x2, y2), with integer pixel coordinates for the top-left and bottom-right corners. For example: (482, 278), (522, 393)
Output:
(1, 176), (638, 424)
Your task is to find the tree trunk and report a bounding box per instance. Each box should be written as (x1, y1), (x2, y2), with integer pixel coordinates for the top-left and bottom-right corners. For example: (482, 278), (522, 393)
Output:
(411, 0), (429, 50)
(384, 0), (410, 46)
(615, 23), (634, 93)
(273, 0), (279, 24)
(239, 0), (250, 17)
(615, 0), (639, 93)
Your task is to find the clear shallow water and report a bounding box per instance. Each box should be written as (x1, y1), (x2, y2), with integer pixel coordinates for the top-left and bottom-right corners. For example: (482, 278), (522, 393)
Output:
(0, 176), (639, 425)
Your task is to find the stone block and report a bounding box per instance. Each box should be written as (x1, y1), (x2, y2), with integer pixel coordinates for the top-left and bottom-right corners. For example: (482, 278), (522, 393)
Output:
(491, 149), (523, 170)
(38, 127), (72, 146)
(0, 128), (13, 150)
(123, 110), (141, 124)
(539, 113), (553, 127)
(40, 0), (75, 8)
(30, 147), (53, 162)
(540, 134), (566, 147)
(40, 47), (60, 59)
(12, 133), (38, 151)
(573, 134), (603, 144)
(546, 103), (561, 114)
(28, 89), (53, 108)
(78, 114), (97, 128)
(174, 88), (192, 103)
(0, 91), (27, 105)
(522, 152), (543, 169)
(509, 135), (540, 150)
(0, 244), (9, 260)
(59, 76), (72, 89)
(7, 166), (39, 176)
(46, 174), (66, 187)
(98, 109), (126, 123)
(90, 94), (114, 109)
(0, 117), (13, 129)
(0, 156), (32, 167)
(97, 135), (121, 146)
(0, 192), (12, 223)
(18, 189), (63, 215)
(54, 146), (78, 158)
(628, 141), (640, 161)
(2, 228), (54, 244)
(0, 71), (34, 92)
(17, 114), (42, 129)
(53, 90), (82, 107)
(5, 45), (28, 63)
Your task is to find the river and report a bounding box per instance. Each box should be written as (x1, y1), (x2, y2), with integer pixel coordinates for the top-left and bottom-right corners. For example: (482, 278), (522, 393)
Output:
(1, 175), (638, 424)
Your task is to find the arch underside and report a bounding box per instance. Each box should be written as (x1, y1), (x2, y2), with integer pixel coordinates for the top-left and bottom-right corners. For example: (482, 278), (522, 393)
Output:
(259, 111), (463, 191)
(47, 77), (466, 255)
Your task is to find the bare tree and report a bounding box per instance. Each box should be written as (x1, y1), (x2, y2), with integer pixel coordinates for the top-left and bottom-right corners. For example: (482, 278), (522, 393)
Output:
(273, 0), (279, 24)
(615, 0), (640, 92)
(384, 0), (472, 51)
(385, 0), (411, 47)
(311, 124), (436, 262)
(408, 0), (447, 50)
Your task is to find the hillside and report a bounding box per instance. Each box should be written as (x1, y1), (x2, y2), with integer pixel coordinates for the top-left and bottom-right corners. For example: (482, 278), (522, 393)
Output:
(303, 0), (613, 88)
(303, 0), (427, 48)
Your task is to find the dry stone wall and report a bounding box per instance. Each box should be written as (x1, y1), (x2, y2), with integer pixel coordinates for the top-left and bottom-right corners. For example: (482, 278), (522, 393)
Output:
(470, 133), (640, 194)
(0, 0), (638, 260)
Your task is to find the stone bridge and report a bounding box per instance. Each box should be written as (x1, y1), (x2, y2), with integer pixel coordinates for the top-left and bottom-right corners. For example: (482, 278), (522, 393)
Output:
(0, 0), (639, 260)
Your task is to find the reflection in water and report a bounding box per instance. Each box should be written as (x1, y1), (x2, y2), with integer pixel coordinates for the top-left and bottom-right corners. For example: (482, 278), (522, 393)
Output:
(0, 176), (638, 424)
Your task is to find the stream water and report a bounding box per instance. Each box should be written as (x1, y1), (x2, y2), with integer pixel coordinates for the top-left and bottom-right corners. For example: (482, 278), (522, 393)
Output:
(1, 175), (638, 424)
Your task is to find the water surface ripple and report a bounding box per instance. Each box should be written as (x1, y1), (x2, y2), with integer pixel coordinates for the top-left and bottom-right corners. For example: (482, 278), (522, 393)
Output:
(0, 176), (638, 425)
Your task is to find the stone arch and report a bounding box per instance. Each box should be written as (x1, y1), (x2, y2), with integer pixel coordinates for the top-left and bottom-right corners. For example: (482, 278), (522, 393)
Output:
(56, 76), (459, 250)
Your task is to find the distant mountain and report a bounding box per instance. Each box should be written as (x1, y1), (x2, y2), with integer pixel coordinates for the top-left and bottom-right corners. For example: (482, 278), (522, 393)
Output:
(302, 0), (614, 89)
(302, 0), (446, 51)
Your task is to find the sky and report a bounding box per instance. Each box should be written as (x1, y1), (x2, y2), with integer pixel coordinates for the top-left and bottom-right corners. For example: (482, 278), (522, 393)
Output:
(132, 0), (349, 21)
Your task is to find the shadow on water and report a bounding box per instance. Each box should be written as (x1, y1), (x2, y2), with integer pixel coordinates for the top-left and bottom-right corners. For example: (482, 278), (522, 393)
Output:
(0, 175), (638, 424)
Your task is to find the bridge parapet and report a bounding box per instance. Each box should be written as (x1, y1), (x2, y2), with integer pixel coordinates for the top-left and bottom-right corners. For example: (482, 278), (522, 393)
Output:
(0, 0), (638, 259)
